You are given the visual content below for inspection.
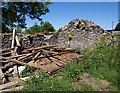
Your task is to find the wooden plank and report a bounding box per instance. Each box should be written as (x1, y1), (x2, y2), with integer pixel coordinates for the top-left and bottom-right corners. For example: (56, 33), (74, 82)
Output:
(33, 52), (41, 60)
(17, 52), (38, 61)
(0, 48), (14, 52)
(25, 45), (56, 51)
(11, 28), (16, 49)
(41, 49), (58, 55)
(44, 63), (61, 74)
(0, 52), (11, 56)
(8, 53), (31, 59)
(0, 56), (40, 69)
(0, 80), (20, 90)
(0, 86), (23, 92)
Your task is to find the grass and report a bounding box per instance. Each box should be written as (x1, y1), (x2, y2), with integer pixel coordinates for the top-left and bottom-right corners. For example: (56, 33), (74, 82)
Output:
(22, 36), (119, 91)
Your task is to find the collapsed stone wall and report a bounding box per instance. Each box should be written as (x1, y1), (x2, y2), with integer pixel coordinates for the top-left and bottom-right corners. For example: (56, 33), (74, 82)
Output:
(49, 19), (112, 49)
(0, 19), (112, 49)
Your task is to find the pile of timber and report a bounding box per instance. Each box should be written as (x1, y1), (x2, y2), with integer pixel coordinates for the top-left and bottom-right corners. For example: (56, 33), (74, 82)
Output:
(0, 45), (83, 74)
(0, 45), (83, 91)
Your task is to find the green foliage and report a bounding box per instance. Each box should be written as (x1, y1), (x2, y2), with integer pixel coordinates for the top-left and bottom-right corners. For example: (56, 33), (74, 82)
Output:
(25, 23), (44, 34)
(21, 66), (36, 76)
(16, 27), (22, 33)
(42, 21), (55, 33)
(25, 21), (55, 34)
(23, 41), (119, 91)
(68, 33), (73, 39)
(55, 30), (59, 33)
(23, 71), (73, 91)
(2, 2), (51, 32)
(115, 22), (120, 30)
(9, 37), (12, 41)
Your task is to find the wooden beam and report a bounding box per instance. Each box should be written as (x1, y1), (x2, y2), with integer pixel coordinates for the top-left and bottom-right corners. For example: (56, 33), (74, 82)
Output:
(25, 45), (56, 51)
(40, 49), (58, 55)
(0, 52), (12, 56)
(0, 86), (23, 92)
(0, 56), (40, 69)
(17, 51), (39, 61)
(0, 48), (14, 52)
(0, 80), (22, 90)
(33, 52), (41, 60)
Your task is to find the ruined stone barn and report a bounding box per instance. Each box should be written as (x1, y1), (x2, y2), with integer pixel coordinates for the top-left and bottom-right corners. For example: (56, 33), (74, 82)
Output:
(0, 19), (113, 91)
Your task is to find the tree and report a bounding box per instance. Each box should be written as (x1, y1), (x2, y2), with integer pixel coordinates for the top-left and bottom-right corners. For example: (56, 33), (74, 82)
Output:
(2, 2), (51, 33)
(16, 27), (22, 33)
(115, 22), (120, 31)
(25, 21), (55, 34)
(42, 21), (55, 33)
(25, 23), (44, 34)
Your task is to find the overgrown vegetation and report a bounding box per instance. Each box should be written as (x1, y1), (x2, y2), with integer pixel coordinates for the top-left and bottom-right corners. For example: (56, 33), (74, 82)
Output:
(23, 35), (119, 91)
(25, 21), (55, 34)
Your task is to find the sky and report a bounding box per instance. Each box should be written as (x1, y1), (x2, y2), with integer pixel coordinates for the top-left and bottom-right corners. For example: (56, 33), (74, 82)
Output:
(26, 2), (118, 30)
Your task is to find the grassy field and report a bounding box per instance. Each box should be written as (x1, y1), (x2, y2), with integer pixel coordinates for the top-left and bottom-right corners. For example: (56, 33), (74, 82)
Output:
(22, 35), (119, 91)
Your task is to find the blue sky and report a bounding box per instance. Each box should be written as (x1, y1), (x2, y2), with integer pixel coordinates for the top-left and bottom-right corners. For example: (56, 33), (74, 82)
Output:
(26, 2), (118, 30)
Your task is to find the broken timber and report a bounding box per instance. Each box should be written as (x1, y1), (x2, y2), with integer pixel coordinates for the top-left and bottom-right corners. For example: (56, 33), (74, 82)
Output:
(0, 45), (83, 74)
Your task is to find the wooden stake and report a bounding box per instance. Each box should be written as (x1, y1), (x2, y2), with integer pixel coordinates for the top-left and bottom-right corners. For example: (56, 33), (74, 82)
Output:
(15, 35), (21, 47)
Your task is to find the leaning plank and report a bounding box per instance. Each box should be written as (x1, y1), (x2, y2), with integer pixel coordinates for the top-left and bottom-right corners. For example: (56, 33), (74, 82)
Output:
(0, 56), (40, 69)
(15, 35), (21, 47)
(0, 80), (20, 90)
(0, 86), (23, 92)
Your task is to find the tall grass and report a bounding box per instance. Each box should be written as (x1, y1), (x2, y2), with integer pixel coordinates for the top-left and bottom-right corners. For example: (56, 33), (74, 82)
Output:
(23, 37), (119, 91)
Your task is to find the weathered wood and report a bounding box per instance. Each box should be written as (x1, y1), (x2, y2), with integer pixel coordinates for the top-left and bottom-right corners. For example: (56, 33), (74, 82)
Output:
(11, 28), (16, 49)
(33, 51), (72, 60)
(0, 52), (12, 56)
(0, 56), (40, 69)
(0, 86), (23, 92)
(44, 63), (61, 74)
(0, 48), (14, 52)
(41, 49), (59, 55)
(15, 35), (21, 47)
(33, 52), (41, 60)
(0, 67), (4, 79)
(25, 45), (56, 51)
(2, 62), (15, 70)
(0, 80), (21, 90)
(17, 51), (39, 61)
(8, 53), (31, 59)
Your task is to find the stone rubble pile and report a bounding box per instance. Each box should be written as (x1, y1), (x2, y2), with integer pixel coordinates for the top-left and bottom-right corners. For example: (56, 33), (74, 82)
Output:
(49, 19), (112, 49)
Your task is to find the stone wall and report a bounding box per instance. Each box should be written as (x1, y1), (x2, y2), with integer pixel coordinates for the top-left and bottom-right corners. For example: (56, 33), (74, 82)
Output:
(1, 33), (52, 49)
(0, 19), (113, 49)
